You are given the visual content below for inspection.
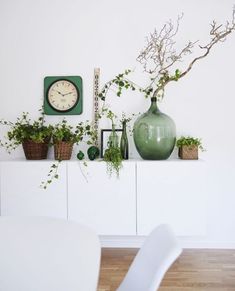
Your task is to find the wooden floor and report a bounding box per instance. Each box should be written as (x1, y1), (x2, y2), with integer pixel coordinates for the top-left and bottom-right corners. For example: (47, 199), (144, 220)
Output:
(98, 248), (235, 291)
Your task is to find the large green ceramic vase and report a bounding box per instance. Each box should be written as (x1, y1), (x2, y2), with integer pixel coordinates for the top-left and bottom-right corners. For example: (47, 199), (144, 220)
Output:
(133, 97), (176, 160)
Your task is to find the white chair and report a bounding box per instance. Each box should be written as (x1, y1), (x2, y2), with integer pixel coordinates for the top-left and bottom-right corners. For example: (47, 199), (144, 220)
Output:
(0, 216), (101, 291)
(117, 224), (182, 291)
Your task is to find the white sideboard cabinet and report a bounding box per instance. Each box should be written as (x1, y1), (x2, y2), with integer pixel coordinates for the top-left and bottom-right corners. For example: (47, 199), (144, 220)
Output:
(0, 160), (207, 238)
(0, 161), (67, 218)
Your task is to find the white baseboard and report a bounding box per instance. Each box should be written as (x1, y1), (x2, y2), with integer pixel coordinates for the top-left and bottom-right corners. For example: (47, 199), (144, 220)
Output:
(100, 235), (235, 249)
(179, 240), (235, 249)
(100, 236), (145, 248)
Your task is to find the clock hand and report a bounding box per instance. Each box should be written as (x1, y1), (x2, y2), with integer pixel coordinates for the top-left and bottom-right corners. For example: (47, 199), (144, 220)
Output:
(55, 90), (63, 95)
(63, 92), (73, 96)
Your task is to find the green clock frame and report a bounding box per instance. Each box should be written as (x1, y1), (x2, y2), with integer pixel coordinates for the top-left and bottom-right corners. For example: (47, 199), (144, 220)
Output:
(44, 76), (83, 115)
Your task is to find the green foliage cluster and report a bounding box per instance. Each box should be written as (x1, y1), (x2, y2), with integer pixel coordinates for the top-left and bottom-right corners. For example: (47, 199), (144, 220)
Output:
(41, 120), (97, 188)
(52, 119), (83, 144)
(98, 69), (135, 100)
(103, 146), (123, 178)
(52, 119), (97, 146)
(140, 69), (181, 99)
(40, 161), (60, 190)
(97, 68), (182, 102)
(100, 108), (124, 177)
(0, 110), (53, 153)
(176, 136), (204, 151)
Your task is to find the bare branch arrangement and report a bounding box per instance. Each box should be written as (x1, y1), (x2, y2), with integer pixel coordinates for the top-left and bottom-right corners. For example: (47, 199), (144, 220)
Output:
(99, 7), (235, 102)
(138, 7), (235, 100)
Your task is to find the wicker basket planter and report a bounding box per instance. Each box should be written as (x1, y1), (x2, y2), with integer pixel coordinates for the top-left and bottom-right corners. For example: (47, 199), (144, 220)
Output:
(22, 138), (50, 160)
(178, 145), (198, 160)
(54, 141), (74, 160)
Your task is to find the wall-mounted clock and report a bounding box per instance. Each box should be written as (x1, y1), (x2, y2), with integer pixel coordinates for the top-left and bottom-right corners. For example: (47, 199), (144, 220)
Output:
(44, 76), (83, 115)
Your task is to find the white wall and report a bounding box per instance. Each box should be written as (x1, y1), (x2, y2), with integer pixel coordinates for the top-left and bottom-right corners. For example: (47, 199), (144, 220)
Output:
(0, 0), (235, 247)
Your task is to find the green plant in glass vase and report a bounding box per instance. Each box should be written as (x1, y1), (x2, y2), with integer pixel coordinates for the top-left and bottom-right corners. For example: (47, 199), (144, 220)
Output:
(98, 9), (235, 160)
(99, 9), (235, 102)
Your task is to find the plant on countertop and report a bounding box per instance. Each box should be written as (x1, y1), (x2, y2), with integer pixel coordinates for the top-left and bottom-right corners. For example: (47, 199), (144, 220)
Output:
(41, 119), (95, 189)
(0, 109), (53, 159)
(119, 112), (139, 134)
(176, 136), (205, 160)
(52, 119), (86, 144)
(176, 136), (204, 150)
(103, 147), (123, 178)
(98, 8), (235, 102)
(103, 109), (123, 177)
(52, 119), (97, 145)
(119, 112), (137, 160)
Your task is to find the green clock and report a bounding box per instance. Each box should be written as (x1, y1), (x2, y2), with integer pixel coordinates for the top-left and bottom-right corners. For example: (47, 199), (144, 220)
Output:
(44, 76), (83, 115)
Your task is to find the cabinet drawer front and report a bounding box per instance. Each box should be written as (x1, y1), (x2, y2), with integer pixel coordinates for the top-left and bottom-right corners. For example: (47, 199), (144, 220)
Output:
(0, 161), (67, 218)
(68, 161), (136, 235)
(137, 161), (207, 236)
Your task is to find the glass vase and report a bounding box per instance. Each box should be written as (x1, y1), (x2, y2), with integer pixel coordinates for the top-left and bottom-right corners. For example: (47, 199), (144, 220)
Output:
(133, 97), (176, 160)
(108, 124), (119, 148)
(120, 121), (129, 159)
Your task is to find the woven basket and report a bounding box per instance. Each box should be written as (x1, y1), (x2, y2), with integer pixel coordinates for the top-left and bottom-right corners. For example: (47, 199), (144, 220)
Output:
(178, 145), (198, 160)
(54, 141), (73, 160)
(22, 138), (50, 160)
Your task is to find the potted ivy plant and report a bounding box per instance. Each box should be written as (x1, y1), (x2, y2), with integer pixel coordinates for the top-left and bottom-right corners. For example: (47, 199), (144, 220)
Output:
(52, 119), (87, 160)
(41, 120), (96, 189)
(0, 110), (53, 160)
(176, 136), (204, 160)
(101, 109), (123, 177)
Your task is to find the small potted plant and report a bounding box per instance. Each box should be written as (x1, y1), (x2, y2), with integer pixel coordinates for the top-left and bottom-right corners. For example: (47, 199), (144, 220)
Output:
(101, 109), (123, 177)
(52, 119), (87, 160)
(176, 136), (204, 160)
(0, 110), (53, 160)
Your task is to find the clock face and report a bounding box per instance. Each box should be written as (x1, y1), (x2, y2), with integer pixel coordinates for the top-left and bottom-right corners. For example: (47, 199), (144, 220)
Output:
(47, 80), (79, 112)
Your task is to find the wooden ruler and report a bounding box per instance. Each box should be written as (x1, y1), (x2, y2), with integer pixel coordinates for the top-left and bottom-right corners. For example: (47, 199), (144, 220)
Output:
(93, 68), (100, 147)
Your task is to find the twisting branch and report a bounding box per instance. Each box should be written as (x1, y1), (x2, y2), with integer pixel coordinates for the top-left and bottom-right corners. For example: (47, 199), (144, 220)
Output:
(150, 7), (235, 98)
(179, 8), (235, 80)
(98, 7), (235, 103)
(137, 14), (193, 75)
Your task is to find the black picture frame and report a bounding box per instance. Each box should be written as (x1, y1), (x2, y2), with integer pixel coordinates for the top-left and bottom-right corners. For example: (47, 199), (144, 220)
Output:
(101, 129), (123, 158)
